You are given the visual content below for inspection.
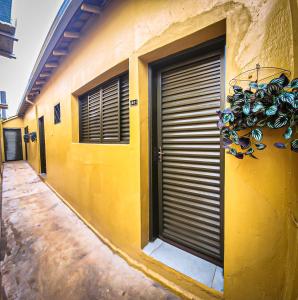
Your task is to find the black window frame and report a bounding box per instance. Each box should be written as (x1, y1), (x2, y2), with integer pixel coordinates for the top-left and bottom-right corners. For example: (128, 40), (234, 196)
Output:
(78, 72), (130, 144)
(54, 103), (61, 124)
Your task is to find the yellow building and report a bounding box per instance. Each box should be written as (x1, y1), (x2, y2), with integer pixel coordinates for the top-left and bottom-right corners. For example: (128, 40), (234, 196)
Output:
(2, 0), (298, 299)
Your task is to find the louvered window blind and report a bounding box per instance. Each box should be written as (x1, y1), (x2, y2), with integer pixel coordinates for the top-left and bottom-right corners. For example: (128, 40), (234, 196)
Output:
(79, 73), (129, 143)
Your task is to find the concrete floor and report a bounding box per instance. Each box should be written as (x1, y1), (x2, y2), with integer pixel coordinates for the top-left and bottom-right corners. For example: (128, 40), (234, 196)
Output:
(0, 162), (179, 300)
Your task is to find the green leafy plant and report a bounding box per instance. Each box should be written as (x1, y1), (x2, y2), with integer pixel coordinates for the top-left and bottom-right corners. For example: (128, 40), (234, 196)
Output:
(23, 133), (30, 143)
(30, 132), (37, 142)
(218, 73), (298, 159)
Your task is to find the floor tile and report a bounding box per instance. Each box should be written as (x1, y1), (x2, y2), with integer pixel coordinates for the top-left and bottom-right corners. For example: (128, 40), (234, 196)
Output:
(211, 267), (224, 292)
(150, 241), (217, 287)
(143, 238), (163, 255)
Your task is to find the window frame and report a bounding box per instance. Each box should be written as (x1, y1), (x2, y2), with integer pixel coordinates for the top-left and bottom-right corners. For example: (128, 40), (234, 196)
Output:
(78, 72), (129, 144)
(54, 103), (61, 124)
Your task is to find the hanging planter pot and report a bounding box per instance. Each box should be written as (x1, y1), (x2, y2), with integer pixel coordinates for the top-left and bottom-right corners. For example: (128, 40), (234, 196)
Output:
(30, 132), (37, 142)
(23, 133), (30, 143)
(218, 66), (298, 159)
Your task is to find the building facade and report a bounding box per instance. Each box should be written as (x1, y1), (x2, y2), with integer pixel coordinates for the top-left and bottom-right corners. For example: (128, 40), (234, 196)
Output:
(0, 0), (17, 58)
(2, 0), (298, 299)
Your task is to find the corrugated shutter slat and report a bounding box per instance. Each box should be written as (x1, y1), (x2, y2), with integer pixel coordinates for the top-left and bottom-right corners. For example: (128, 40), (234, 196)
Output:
(102, 79), (120, 142)
(120, 74), (130, 142)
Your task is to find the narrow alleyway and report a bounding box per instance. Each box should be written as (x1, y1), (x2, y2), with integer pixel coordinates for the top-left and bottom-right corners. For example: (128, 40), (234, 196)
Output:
(0, 162), (178, 300)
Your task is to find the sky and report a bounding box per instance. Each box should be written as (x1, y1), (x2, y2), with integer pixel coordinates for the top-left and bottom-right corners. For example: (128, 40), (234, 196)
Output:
(0, 0), (64, 117)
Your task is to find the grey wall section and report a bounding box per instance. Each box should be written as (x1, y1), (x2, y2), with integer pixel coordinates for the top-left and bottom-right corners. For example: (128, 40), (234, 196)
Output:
(0, 91), (7, 119)
(0, 0), (12, 23)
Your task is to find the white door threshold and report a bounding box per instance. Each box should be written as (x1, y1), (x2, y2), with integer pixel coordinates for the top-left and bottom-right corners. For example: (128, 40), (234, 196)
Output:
(143, 238), (223, 292)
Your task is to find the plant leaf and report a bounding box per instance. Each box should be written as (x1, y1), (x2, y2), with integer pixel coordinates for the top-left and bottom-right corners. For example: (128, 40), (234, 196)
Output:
(255, 89), (266, 99)
(252, 101), (264, 113)
(251, 128), (263, 142)
(291, 139), (298, 152)
(258, 83), (267, 89)
(217, 119), (224, 129)
(233, 85), (243, 93)
(267, 83), (281, 95)
(290, 78), (298, 89)
(269, 73), (289, 87)
(222, 114), (231, 124)
(249, 82), (258, 89)
(274, 142), (286, 149)
(239, 137), (251, 149)
(227, 95), (234, 103)
(232, 105), (242, 114)
(245, 148), (254, 155)
(246, 116), (258, 127)
(223, 138), (233, 147)
(230, 131), (239, 144)
(265, 105), (277, 116)
(243, 103), (250, 115)
(235, 152), (244, 159)
(255, 143), (266, 150)
(222, 108), (232, 114)
(279, 92), (295, 106)
(280, 73), (290, 87)
(257, 119), (267, 127)
(283, 127), (293, 140)
(227, 147), (237, 156)
(234, 93), (244, 101)
(229, 112), (235, 122)
(274, 115), (288, 128)
(244, 90), (254, 99)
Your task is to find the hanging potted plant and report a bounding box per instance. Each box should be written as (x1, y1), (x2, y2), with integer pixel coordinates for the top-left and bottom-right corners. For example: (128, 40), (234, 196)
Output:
(30, 132), (37, 142)
(23, 133), (30, 143)
(218, 69), (298, 159)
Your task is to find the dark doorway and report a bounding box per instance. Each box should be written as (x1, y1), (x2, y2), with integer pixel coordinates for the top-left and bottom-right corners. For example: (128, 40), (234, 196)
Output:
(24, 126), (28, 160)
(150, 39), (225, 267)
(38, 116), (47, 174)
(3, 128), (23, 161)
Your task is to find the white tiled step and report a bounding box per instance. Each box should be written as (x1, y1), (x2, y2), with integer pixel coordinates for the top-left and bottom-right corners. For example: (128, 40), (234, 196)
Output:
(143, 238), (224, 292)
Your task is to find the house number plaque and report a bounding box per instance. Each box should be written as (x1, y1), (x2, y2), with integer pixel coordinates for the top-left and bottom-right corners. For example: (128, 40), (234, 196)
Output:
(130, 99), (138, 106)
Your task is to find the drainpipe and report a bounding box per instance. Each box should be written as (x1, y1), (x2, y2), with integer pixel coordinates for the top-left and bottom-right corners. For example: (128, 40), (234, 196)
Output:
(25, 96), (40, 172)
(25, 98), (34, 106)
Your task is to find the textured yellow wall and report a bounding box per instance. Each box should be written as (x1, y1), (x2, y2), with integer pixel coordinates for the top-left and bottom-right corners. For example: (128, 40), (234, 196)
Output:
(23, 105), (39, 171)
(11, 0), (298, 299)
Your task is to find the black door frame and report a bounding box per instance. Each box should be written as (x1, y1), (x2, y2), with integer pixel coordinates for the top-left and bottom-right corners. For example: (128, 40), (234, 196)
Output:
(148, 36), (226, 266)
(24, 126), (29, 160)
(38, 116), (47, 174)
(3, 128), (23, 161)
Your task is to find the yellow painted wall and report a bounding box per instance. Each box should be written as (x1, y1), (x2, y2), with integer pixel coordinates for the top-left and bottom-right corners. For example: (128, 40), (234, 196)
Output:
(9, 0), (298, 299)
(23, 105), (39, 171)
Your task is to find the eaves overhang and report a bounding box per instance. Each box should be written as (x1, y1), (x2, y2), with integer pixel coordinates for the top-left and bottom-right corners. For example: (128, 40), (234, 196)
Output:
(17, 0), (108, 117)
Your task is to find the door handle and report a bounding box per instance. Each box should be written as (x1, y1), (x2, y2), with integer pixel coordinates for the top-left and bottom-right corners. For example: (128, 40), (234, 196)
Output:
(158, 146), (164, 162)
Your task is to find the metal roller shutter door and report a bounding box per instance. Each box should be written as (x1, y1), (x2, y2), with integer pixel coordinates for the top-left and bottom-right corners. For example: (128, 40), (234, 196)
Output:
(158, 51), (224, 265)
(4, 129), (23, 161)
